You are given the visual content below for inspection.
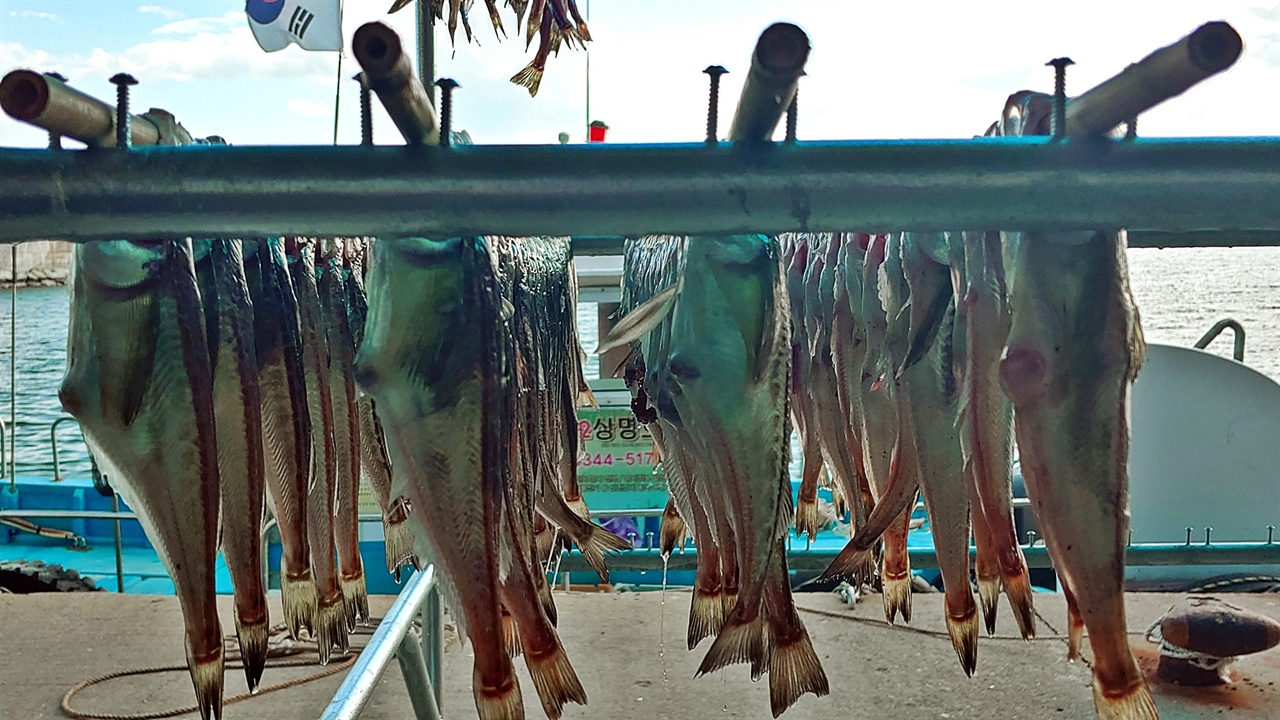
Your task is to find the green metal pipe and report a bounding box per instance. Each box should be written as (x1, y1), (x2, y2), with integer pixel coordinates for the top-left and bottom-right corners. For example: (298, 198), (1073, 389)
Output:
(556, 542), (1280, 574)
(0, 138), (1277, 243)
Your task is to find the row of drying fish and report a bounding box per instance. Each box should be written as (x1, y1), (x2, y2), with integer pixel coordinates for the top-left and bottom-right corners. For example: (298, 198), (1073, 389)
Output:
(357, 237), (629, 720)
(61, 236), (618, 720)
(388, 0), (591, 96)
(602, 92), (1156, 719)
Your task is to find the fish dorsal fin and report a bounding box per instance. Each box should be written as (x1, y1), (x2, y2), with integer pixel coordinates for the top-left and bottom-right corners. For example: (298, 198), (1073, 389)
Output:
(595, 282), (679, 355)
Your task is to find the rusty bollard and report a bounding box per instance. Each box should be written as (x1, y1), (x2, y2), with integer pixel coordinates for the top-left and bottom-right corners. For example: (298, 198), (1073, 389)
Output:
(1147, 596), (1280, 686)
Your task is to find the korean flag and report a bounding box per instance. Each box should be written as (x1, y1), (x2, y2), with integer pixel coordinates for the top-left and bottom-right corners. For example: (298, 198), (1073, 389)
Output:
(246, 0), (343, 52)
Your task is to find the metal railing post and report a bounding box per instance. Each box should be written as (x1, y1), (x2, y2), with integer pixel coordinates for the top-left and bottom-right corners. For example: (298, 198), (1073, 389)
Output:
(423, 585), (443, 709)
(49, 416), (76, 481)
(397, 626), (443, 720)
(111, 494), (124, 593)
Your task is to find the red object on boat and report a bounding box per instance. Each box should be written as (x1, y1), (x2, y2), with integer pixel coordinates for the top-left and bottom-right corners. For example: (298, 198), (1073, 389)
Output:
(588, 120), (608, 143)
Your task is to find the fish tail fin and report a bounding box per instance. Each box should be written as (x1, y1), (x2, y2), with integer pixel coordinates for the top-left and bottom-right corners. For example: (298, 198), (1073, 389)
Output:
(659, 500), (687, 557)
(473, 665), (525, 720)
(510, 63), (544, 97)
(340, 572), (370, 629)
(946, 602), (980, 677)
(881, 572), (913, 625)
(233, 614), (270, 693)
(186, 645), (224, 720)
(574, 524), (630, 582)
(793, 496), (819, 542)
(1002, 564), (1037, 640)
(819, 539), (877, 585)
(564, 495), (591, 523)
(721, 586), (740, 619)
(313, 596), (348, 665)
(501, 609), (523, 658)
(383, 519), (417, 580)
(525, 640), (589, 719)
(696, 608), (770, 677)
(576, 385), (599, 410)
(1093, 681), (1159, 720)
(976, 573), (1001, 637)
(280, 573), (317, 640)
(687, 585), (725, 650)
(768, 625), (830, 717)
(535, 571), (558, 627)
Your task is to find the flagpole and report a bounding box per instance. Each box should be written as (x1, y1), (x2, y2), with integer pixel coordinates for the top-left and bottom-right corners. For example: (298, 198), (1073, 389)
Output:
(584, 0), (590, 141)
(333, 51), (343, 145)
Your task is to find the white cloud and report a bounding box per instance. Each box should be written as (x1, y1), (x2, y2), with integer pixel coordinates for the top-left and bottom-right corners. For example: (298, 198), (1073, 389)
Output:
(151, 11), (242, 36)
(138, 5), (185, 22)
(288, 98), (331, 118)
(9, 10), (62, 24)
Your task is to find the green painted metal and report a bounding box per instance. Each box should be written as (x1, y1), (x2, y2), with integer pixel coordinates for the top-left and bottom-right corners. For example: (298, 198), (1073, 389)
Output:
(1, 138), (1277, 243)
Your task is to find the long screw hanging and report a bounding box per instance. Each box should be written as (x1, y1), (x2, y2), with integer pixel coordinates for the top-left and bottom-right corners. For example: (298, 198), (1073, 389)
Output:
(45, 72), (68, 150)
(703, 65), (728, 145)
(1046, 57), (1073, 140)
(109, 73), (138, 150)
(435, 78), (460, 147)
(353, 72), (373, 146)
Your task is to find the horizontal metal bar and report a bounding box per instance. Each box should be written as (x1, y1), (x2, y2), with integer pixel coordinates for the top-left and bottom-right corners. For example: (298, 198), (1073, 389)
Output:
(589, 497), (1034, 519)
(556, 542), (1280, 574)
(0, 509), (388, 523)
(320, 565), (438, 720)
(2, 138), (1278, 243)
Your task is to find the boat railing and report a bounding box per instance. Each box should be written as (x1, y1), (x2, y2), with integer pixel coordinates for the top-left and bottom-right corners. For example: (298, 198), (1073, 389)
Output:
(1195, 317), (1246, 361)
(49, 415), (77, 482)
(319, 565), (444, 720)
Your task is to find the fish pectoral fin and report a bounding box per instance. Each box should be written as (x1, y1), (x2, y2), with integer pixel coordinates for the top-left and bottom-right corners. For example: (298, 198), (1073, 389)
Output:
(595, 283), (679, 355)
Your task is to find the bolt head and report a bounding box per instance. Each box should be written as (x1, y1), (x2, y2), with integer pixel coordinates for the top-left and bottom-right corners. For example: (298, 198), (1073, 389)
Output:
(109, 72), (138, 86)
(434, 77), (460, 90)
(703, 65), (729, 77)
(1045, 57), (1075, 69)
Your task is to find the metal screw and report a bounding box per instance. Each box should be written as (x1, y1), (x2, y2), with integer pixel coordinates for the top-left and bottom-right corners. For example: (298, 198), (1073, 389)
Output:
(785, 89), (798, 143)
(109, 73), (138, 150)
(1204, 526), (1213, 546)
(1185, 526), (1194, 545)
(703, 65), (728, 145)
(645, 531), (654, 547)
(1026, 530), (1037, 547)
(1268, 525), (1276, 544)
(627, 531), (637, 546)
(1046, 57), (1074, 140)
(434, 78), (460, 147)
(353, 72), (373, 146)
(45, 72), (67, 149)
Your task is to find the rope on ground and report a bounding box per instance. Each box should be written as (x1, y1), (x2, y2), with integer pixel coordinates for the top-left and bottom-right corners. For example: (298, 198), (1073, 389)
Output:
(60, 619), (386, 720)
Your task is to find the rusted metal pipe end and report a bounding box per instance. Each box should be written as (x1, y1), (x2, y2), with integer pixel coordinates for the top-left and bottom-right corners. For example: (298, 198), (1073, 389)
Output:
(755, 23), (810, 75)
(353, 22), (403, 79)
(0, 70), (51, 122)
(1187, 21), (1243, 74)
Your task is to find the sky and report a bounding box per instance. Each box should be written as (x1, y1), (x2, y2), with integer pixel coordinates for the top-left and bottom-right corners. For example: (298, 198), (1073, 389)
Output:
(0, 1), (1277, 148)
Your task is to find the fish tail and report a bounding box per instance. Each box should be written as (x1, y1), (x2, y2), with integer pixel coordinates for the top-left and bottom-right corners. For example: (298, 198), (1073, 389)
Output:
(1067, 597), (1085, 662)
(575, 524), (631, 582)
(881, 508), (913, 624)
(793, 497), (819, 542)
(945, 600), (980, 677)
(976, 574), (1001, 637)
(340, 572), (370, 629)
(1093, 681), (1159, 720)
(535, 570), (558, 627)
(473, 663), (525, 720)
(524, 639), (589, 719)
(312, 596), (348, 665)
(233, 613), (270, 693)
(1001, 561), (1037, 640)
(687, 585), (725, 650)
(767, 624), (829, 717)
(280, 573), (317, 639)
(696, 607), (769, 677)
(564, 494), (590, 523)
(819, 539), (876, 585)
(510, 63), (544, 97)
(383, 518), (417, 579)
(659, 498), (686, 557)
(501, 608), (523, 657)
(186, 645), (224, 720)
